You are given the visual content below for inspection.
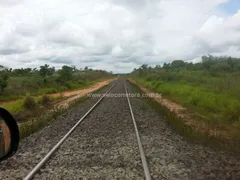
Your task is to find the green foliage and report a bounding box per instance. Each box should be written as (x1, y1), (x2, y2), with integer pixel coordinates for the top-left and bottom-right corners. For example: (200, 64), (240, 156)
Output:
(0, 64), (113, 102)
(57, 86), (68, 92)
(41, 95), (51, 105)
(129, 78), (240, 152)
(39, 64), (55, 77)
(64, 81), (77, 89)
(132, 55), (240, 125)
(57, 65), (74, 84)
(2, 100), (24, 113)
(18, 82), (106, 138)
(201, 55), (240, 72)
(19, 108), (65, 138)
(171, 60), (185, 69)
(23, 95), (37, 110)
(12, 68), (33, 76)
(37, 88), (58, 94)
(0, 78), (8, 95)
(0, 68), (9, 95)
(223, 100), (240, 122)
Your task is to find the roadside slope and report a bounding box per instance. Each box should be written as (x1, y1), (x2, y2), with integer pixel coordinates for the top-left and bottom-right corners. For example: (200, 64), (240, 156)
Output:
(128, 78), (240, 152)
(17, 78), (116, 138)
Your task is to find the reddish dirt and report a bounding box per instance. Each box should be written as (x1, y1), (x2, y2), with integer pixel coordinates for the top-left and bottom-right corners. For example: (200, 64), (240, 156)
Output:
(16, 79), (115, 127)
(0, 100), (17, 106)
(51, 80), (113, 98)
(0, 122), (11, 153)
(129, 79), (233, 139)
(55, 79), (116, 109)
(0, 79), (115, 107)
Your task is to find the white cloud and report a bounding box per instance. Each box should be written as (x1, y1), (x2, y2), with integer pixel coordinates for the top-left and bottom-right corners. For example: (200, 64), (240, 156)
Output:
(0, 0), (239, 73)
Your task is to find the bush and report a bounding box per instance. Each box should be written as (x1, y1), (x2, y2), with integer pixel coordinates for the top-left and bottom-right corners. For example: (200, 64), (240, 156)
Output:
(41, 95), (51, 105)
(13, 110), (32, 122)
(223, 100), (240, 122)
(78, 80), (84, 85)
(146, 74), (158, 81)
(58, 86), (68, 92)
(37, 88), (57, 94)
(65, 81), (79, 89)
(23, 95), (37, 110)
(188, 91), (201, 106)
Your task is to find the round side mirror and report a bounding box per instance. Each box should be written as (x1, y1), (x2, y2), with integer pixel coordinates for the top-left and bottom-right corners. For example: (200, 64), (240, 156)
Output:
(0, 108), (19, 162)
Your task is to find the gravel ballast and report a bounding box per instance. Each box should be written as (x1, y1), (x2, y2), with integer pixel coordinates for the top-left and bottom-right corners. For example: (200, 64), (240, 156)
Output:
(0, 79), (239, 180)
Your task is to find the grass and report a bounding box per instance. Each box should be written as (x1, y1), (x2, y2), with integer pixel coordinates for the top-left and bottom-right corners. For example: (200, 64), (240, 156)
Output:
(134, 78), (240, 128)
(128, 79), (240, 152)
(2, 100), (24, 113)
(0, 75), (109, 102)
(2, 95), (60, 114)
(19, 107), (65, 139)
(1, 78), (113, 124)
(1, 78), (108, 114)
(18, 82), (111, 139)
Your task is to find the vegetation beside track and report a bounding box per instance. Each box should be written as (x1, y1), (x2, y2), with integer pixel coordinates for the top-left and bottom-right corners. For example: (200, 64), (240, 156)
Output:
(0, 64), (114, 138)
(0, 64), (113, 120)
(18, 82), (112, 139)
(0, 64), (112, 102)
(129, 55), (240, 152)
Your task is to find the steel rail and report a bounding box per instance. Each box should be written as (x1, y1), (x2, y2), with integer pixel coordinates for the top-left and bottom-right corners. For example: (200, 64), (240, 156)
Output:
(24, 82), (117, 180)
(124, 83), (152, 180)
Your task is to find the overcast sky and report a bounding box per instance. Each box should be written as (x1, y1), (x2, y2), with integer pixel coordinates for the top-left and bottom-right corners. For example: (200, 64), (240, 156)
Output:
(0, 0), (240, 73)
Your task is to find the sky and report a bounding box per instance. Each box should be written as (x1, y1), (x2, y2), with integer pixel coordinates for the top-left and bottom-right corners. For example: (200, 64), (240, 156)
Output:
(218, 0), (240, 15)
(0, 0), (240, 73)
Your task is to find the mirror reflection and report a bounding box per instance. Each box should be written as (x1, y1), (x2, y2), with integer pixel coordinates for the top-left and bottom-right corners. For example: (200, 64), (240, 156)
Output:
(0, 118), (11, 158)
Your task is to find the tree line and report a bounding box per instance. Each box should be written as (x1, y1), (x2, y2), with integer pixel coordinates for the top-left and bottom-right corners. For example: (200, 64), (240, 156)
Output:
(133, 55), (240, 76)
(0, 64), (112, 96)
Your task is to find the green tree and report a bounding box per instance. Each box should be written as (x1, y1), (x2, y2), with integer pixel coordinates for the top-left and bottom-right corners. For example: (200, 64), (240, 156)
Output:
(57, 65), (74, 84)
(12, 68), (33, 76)
(40, 64), (49, 77)
(163, 63), (170, 70)
(171, 60), (186, 69)
(39, 64), (55, 77)
(0, 69), (9, 95)
(140, 64), (148, 70)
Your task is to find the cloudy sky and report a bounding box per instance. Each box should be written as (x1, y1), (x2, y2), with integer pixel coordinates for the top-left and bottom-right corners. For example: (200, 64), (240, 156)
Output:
(0, 0), (240, 73)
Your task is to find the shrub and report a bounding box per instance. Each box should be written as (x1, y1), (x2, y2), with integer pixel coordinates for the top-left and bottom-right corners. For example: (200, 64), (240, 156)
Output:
(146, 74), (158, 81)
(78, 80), (84, 85)
(58, 86), (68, 92)
(13, 110), (32, 122)
(65, 81), (79, 89)
(41, 95), (51, 105)
(223, 100), (240, 122)
(37, 88), (57, 94)
(188, 91), (201, 106)
(23, 95), (37, 110)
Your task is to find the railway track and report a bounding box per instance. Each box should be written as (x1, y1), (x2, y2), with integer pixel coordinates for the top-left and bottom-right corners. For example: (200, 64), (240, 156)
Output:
(24, 80), (152, 180)
(1, 79), (240, 180)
